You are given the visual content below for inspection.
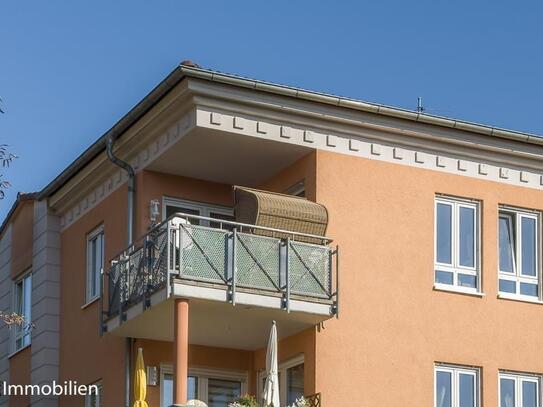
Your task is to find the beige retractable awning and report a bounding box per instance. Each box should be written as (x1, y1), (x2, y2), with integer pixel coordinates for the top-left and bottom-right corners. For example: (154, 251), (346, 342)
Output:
(234, 186), (328, 243)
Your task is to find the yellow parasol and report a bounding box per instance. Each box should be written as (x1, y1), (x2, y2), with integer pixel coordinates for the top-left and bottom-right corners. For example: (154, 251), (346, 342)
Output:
(133, 348), (149, 407)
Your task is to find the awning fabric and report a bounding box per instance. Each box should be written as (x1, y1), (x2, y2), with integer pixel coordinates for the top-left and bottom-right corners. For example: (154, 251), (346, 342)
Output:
(234, 186), (328, 243)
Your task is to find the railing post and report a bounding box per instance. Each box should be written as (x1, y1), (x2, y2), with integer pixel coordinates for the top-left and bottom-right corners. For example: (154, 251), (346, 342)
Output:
(167, 222), (173, 298)
(229, 228), (237, 306)
(99, 267), (105, 335)
(121, 252), (129, 323)
(283, 237), (291, 313)
(144, 235), (152, 309)
(334, 245), (339, 318)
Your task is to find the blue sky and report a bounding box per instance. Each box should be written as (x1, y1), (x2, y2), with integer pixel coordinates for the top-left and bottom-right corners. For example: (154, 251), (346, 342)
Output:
(1, 1), (542, 219)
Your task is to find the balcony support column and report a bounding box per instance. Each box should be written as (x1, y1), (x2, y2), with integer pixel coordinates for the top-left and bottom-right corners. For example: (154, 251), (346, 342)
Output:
(173, 298), (189, 406)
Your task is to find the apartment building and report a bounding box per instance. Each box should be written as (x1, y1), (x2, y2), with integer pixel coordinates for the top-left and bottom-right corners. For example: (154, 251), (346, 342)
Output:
(1, 61), (543, 407)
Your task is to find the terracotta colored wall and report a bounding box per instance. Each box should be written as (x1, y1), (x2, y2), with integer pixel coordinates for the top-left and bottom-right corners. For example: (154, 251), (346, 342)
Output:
(59, 186), (128, 407)
(9, 347), (31, 407)
(11, 201), (33, 279)
(314, 149), (543, 406)
(258, 152), (317, 201)
(134, 339), (254, 406)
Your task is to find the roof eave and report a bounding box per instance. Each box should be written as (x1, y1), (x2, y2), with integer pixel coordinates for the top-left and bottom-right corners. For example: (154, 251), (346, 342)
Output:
(37, 64), (543, 201)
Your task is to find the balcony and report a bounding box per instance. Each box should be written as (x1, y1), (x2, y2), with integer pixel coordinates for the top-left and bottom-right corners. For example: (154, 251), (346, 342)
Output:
(102, 213), (338, 348)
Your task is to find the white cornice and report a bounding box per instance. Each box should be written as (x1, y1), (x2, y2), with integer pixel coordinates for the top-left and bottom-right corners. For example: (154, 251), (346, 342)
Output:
(57, 78), (543, 232)
(195, 107), (543, 191)
(188, 79), (543, 169)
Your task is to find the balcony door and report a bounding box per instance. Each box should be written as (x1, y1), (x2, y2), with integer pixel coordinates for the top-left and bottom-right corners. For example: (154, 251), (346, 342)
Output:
(160, 365), (247, 407)
(163, 197), (234, 228)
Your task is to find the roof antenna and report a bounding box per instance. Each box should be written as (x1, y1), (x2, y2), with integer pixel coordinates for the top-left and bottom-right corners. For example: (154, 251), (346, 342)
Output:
(417, 97), (424, 113)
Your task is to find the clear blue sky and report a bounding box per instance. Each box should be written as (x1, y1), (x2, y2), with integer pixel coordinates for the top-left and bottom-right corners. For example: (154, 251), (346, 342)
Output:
(1, 1), (542, 219)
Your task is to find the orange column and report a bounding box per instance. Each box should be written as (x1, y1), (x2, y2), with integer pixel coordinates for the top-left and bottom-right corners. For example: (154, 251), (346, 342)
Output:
(174, 298), (189, 405)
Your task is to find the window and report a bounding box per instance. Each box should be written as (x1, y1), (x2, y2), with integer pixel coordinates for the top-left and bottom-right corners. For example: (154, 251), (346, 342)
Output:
(286, 362), (304, 405)
(500, 372), (540, 407)
(160, 366), (245, 407)
(12, 272), (31, 353)
(86, 226), (104, 303)
(435, 197), (480, 292)
(258, 356), (304, 407)
(435, 364), (479, 407)
(499, 208), (540, 299)
(85, 381), (103, 407)
(286, 181), (306, 197)
(163, 198), (234, 229)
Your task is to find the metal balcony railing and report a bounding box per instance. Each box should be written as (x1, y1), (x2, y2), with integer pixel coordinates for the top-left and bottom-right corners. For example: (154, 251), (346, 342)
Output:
(102, 213), (339, 327)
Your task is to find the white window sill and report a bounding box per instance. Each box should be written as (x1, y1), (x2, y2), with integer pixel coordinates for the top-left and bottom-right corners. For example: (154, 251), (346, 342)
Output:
(81, 296), (100, 310)
(8, 343), (30, 359)
(497, 293), (543, 305)
(433, 284), (485, 297)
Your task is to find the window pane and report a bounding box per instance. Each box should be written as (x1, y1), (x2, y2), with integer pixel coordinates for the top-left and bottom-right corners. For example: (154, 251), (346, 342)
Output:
(437, 204), (453, 264)
(520, 283), (538, 297)
(435, 270), (454, 285)
(287, 363), (304, 405)
(96, 234), (103, 295)
(162, 374), (198, 405)
(458, 274), (477, 289)
(208, 378), (241, 407)
(501, 378), (516, 407)
(436, 371), (452, 407)
(23, 276), (32, 346)
(163, 373), (173, 407)
(499, 216), (515, 273)
(500, 279), (517, 294)
(459, 207), (475, 268)
(521, 217), (537, 277)
(522, 380), (537, 407)
(188, 376), (198, 401)
(459, 373), (475, 407)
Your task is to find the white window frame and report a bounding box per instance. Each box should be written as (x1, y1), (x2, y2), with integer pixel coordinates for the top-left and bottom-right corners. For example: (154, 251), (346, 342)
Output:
(499, 371), (541, 407)
(162, 197), (233, 227)
(86, 225), (104, 304)
(434, 196), (481, 294)
(159, 364), (248, 407)
(84, 380), (103, 407)
(258, 355), (305, 407)
(286, 180), (306, 197)
(434, 364), (480, 407)
(11, 271), (32, 355)
(498, 207), (541, 302)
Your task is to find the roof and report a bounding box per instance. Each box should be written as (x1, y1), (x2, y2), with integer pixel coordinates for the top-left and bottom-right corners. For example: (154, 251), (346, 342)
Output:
(0, 192), (37, 237)
(38, 62), (543, 200)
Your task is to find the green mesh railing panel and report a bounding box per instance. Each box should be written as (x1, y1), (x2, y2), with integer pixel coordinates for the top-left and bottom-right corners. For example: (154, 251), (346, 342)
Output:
(179, 225), (229, 283)
(235, 233), (281, 291)
(289, 241), (331, 298)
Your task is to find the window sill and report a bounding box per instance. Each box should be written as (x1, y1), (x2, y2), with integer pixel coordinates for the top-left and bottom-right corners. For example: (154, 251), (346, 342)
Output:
(81, 297), (100, 310)
(433, 284), (485, 298)
(497, 293), (543, 305)
(8, 343), (30, 359)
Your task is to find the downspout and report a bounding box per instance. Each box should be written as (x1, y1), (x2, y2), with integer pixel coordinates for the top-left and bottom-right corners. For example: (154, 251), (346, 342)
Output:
(106, 134), (135, 407)
(106, 135), (135, 245)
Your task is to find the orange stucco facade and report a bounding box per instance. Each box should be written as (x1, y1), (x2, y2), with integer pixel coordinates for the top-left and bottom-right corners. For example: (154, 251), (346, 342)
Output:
(3, 70), (543, 407)
(314, 149), (543, 406)
(6, 139), (543, 406)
